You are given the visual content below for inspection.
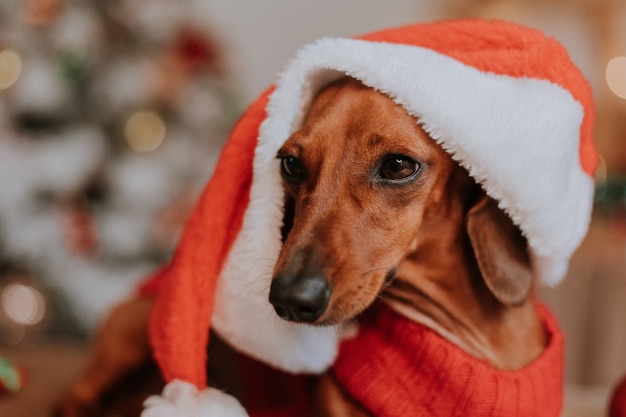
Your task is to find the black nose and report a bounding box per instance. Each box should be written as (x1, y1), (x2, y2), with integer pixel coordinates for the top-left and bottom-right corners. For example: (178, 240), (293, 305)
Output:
(269, 274), (330, 323)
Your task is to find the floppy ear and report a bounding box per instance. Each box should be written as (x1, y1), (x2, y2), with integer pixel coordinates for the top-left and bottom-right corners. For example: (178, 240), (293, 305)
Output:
(466, 194), (533, 306)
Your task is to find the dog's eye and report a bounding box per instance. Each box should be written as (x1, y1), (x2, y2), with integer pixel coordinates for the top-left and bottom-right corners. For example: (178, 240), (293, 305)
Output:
(279, 155), (306, 182)
(380, 155), (419, 181)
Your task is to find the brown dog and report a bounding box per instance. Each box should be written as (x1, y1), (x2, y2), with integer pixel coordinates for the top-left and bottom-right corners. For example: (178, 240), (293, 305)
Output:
(270, 78), (547, 415)
(56, 78), (547, 416)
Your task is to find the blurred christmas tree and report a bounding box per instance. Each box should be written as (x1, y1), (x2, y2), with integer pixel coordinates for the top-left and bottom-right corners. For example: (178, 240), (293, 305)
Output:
(0, 0), (239, 341)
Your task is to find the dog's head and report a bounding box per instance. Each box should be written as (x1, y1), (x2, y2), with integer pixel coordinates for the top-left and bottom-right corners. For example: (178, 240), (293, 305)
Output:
(269, 78), (532, 325)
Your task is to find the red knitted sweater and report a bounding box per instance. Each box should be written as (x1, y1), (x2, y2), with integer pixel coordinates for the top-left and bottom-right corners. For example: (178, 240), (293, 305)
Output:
(141, 268), (563, 416)
(141, 273), (563, 416)
(237, 302), (563, 417)
(331, 304), (563, 417)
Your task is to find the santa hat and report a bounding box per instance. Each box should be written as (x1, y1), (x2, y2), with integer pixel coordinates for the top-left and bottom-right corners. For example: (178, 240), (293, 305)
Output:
(142, 19), (597, 416)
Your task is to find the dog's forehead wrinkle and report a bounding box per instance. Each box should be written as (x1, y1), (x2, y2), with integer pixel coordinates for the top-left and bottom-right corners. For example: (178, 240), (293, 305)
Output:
(303, 78), (355, 122)
(368, 134), (384, 147)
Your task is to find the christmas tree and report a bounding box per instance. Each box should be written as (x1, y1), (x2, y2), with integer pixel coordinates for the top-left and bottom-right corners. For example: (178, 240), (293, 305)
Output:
(0, 0), (238, 341)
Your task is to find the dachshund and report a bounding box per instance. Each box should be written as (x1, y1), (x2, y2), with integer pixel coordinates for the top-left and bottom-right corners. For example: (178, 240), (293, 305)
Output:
(55, 77), (547, 417)
(269, 77), (546, 415)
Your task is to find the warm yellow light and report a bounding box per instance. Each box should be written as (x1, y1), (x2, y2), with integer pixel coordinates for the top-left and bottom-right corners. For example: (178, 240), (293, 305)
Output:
(606, 56), (626, 99)
(1, 284), (45, 326)
(0, 49), (23, 90)
(124, 110), (167, 152)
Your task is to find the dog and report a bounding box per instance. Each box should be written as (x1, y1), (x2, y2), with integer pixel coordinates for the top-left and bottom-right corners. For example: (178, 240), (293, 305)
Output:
(56, 77), (549, 417)
(269, 77), (547, 415)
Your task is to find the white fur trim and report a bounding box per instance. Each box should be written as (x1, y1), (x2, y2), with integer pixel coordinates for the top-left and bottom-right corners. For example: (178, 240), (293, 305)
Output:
(142, 380), (248, 417)
(259, 38), (593, 286)
(211, 172), (340, 372)
(209, 37), (593, 373)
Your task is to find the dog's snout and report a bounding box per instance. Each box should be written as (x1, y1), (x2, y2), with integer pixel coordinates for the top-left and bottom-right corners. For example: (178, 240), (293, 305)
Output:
(269, 274), (330, 323)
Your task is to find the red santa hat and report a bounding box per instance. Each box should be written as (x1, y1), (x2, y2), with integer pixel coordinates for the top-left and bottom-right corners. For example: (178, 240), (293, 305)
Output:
(141, 19), (597, 416)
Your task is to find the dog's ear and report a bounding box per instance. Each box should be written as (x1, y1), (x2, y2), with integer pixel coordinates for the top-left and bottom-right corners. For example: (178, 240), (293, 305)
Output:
(466, 194), (533, 306)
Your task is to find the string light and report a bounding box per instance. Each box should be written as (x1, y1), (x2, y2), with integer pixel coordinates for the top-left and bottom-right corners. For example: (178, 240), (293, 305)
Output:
(124, 110), (167, 153)
(1, 284), (46, 326)
(0, 49), (23, 90)
(606, 56), (626, 99)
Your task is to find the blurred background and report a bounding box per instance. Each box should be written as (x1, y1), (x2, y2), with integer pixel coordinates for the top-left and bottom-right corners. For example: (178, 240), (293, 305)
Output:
(0, 0), (624, 416)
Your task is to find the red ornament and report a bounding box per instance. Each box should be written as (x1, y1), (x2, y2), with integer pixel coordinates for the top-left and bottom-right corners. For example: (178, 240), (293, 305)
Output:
(172, 27), (222, 74)
(23, 0), (63, 26)
(60, 198), (100, 256)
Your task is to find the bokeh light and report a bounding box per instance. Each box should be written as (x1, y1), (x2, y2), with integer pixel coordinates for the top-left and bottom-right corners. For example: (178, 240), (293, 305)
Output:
(0, 49), (23, 90)
(1, 284), (46, 326)
(606, 56), (626, 99)
(124, 110), (167, 152)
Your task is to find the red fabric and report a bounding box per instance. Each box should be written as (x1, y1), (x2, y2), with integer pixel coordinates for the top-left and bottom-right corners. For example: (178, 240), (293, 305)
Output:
(611, 374), (626, 417)
(358, 19), (597, 176)
(239, 303), (563, 417)
(143, 19), (589, 394)
(147, 88), (273, 388)
(239, 354), (315, 417)
(331, 303), (563, 417)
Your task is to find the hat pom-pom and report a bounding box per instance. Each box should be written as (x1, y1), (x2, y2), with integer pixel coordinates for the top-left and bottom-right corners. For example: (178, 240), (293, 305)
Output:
(142, 380), (248, 417)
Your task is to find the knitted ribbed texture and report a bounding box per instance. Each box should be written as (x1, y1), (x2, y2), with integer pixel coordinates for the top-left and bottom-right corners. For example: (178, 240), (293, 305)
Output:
(333, 303), (563, 417)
